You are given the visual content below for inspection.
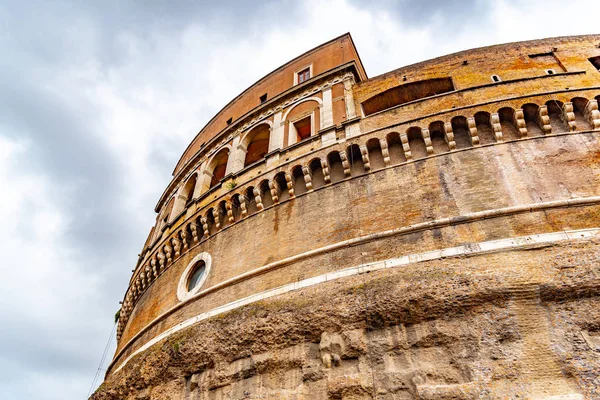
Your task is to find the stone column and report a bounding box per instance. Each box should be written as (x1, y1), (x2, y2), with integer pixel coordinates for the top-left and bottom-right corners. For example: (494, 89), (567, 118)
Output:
(228, 136), (244, 174)
(321, 86), (334, 129)
(269, 112), (284, 152)
(343, 75), (357, 120)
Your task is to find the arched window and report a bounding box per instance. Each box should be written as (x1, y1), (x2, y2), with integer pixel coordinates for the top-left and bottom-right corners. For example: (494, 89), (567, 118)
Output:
(181, 174), (197, 206)
(284, 100), (320, 147)
(156, 197), (175, 237)
(243, 124), (270, 167)
(208, 148), (230, 189)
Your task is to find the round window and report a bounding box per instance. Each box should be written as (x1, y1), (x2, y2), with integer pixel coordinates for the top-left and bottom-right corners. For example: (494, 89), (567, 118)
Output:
(177, 252), (212, 302)
(187, 261), (206, 291)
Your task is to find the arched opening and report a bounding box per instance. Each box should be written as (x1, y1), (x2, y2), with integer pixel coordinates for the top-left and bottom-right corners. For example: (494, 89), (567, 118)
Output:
(181, 174), (197, 206)
(521, 104), (543, 137)
(193, 216), (204, 241)
(428, 121), (448, 153)
(451, 116), (472, 149)
(571, 97), (592, 130)
(206, 209), (218, 235)
(245, 187), (258, 215)
(182, 223), (193, 248)
(284, 100), (320, 147)
(208, 148), (229, 189)
(218, 201), (231, 228)
(230, 194), (243, 222)
(259, 180), (274, 208)
(406, 127), (427, 159)
(386, 132), (406, 165)
(498, 107), (519, 140)
(474, 112), (495, 144)
(243, 124), (270, 167)
(164, 197), (175, 222)
(596, 94), (600, 104)
(274, 172), (290, 202)
(361, 78), (455, 115)
(346, 144), (365, 176)
(366, 138), (385, 170)
(546, 100), (565, 132)
(309, 158), (326, 189)
(291, 166), (307, 195)
(327, 151), (345, 183)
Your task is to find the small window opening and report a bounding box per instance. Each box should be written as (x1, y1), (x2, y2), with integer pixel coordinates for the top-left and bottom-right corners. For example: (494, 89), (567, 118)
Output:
(491, 75), (501, 83)
(260, 93), (267, 103)
(226, 117), (233, 125)
(546, 69), (555, 75)
(187, 261), (206, 292)
(293, 116), (312, 142)
(297, 67), (310, 84)
(589, 56), (600, 70)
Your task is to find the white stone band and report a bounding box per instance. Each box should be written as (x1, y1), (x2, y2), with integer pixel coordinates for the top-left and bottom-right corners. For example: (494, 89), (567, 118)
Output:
(113, 227), (600, 374)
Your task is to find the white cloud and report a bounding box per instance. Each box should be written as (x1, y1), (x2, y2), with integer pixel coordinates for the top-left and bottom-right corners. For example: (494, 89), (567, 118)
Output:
(1, 0), (598, 399)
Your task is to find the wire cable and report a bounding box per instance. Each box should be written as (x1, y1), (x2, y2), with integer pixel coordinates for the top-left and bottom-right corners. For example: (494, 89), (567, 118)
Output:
(86, 321), (117, 399)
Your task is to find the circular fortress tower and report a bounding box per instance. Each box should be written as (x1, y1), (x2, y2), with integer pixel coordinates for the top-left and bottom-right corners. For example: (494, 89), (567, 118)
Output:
(94, 34), (600, 399)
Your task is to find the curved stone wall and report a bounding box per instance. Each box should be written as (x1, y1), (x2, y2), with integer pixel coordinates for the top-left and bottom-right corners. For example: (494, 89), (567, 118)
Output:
(95, 34), (600, 399)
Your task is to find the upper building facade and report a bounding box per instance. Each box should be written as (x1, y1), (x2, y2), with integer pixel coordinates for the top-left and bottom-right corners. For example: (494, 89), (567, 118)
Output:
(96, 34), (600, 399)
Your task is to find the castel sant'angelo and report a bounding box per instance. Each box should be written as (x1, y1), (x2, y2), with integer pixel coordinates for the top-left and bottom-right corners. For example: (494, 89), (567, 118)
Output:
(93, 34), (600, 399)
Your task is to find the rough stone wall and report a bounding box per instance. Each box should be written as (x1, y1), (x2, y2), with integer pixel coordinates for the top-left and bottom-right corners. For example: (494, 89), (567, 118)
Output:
(93, 238), (600, 399)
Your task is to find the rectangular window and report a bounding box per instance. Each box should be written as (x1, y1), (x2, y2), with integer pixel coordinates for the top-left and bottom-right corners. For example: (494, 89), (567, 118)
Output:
(293, 116), (312, 142)
(297, 67), (310, 84)
(590, 56), (600, 70)
(259, 93), (267, 103)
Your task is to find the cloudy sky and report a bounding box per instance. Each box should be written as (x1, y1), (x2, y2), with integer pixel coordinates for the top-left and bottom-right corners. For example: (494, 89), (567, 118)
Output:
(1, 0), (598, 398)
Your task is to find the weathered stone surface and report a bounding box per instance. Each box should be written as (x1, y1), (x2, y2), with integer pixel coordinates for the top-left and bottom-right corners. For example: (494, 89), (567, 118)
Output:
(93, 239), (600, 399)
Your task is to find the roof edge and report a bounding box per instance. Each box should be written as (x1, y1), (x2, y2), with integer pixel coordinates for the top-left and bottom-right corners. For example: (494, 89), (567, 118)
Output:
(172, 32), (366, 176)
